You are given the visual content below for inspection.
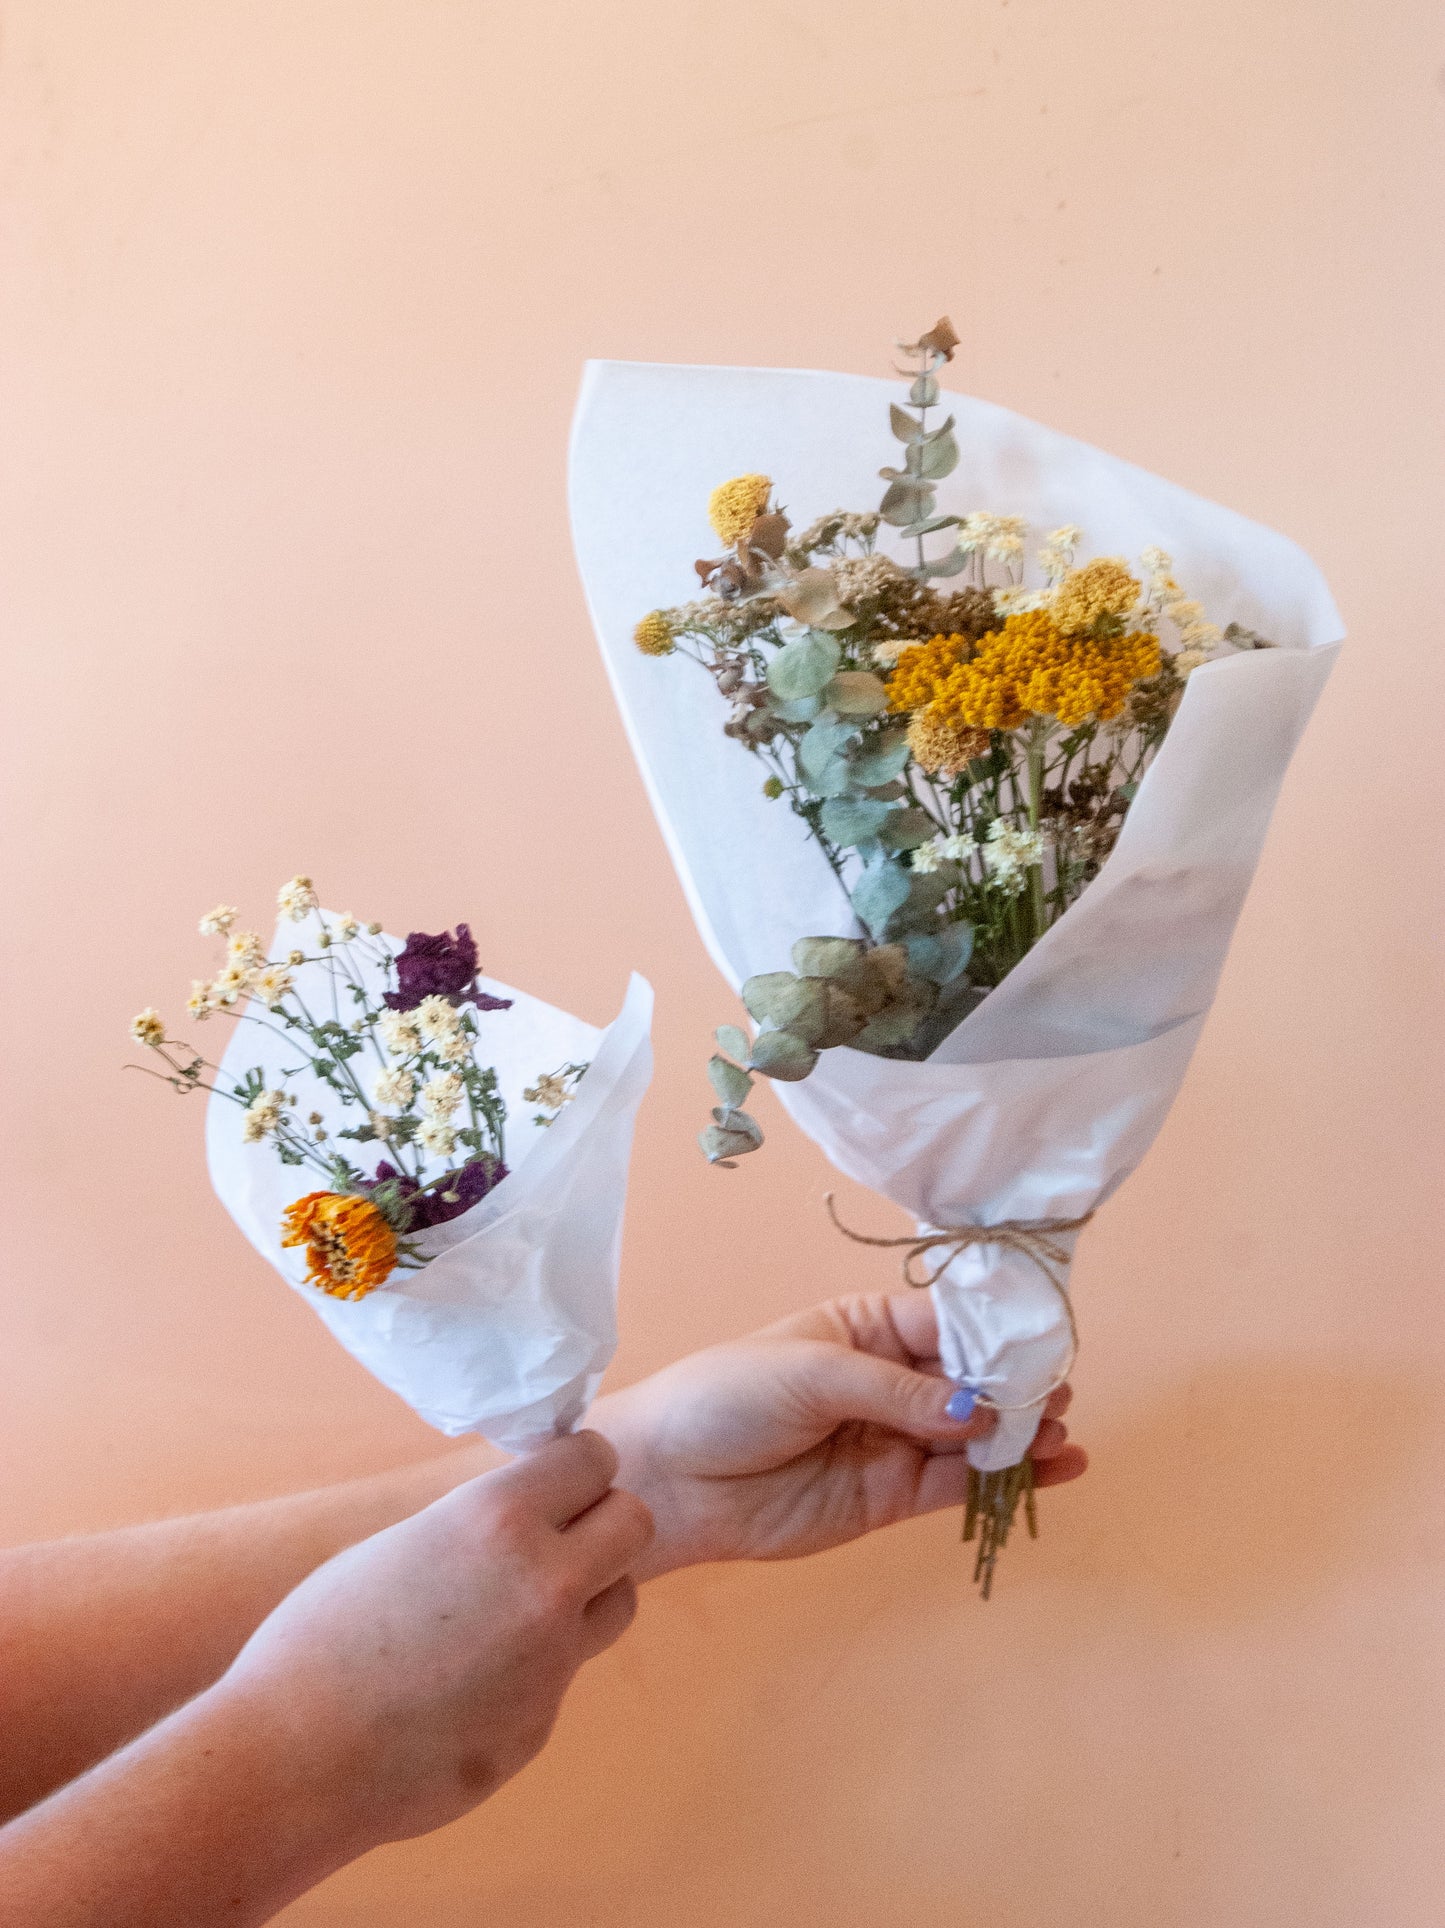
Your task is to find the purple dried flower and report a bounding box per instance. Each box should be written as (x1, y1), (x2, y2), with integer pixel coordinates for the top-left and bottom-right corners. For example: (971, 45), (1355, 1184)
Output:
(367, 1155), (508, 1231)
(383, 923), (511, 1013)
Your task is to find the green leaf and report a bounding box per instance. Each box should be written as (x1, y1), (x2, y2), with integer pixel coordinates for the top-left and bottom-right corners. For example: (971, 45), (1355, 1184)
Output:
(715, 1023), (751, 1062)
(849, 729), (911, 787)
(879, 808), (936, 851)
(935, 921), (975, 982)
(741, 973), (823, 1037)
(889, 402), (923, 442)
(819, 796), (893, 846)
(769, 694), (822, 724)
(852, 991), (935, 1054)
(700, 1114), (764, 1164)
(922, 545), (969, 578)
(747, 1029), (820, 1081)
(767, 631), (841, 702)
(790, 936), (866, 979)
(879, 477), (934, 527)
(909, 373), (939, 408)
(707, 1055), (753, 1108)
(850, 857), (911, 940)
(798, 715), (858, 796)
(917, 427), (959, 480)
(922, 413), (957, 443)
(823, 670), (889, 717)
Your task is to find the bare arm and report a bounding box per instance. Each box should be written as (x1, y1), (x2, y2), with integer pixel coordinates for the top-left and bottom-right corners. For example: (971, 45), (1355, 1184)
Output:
(0, 1439), (499, 1822)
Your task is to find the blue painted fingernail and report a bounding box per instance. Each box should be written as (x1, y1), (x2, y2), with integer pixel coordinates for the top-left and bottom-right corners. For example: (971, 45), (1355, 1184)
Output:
(945, 1388), (977, 1421)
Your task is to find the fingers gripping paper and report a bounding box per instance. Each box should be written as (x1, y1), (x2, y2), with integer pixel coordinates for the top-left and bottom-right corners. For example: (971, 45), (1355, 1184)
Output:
(569, 360), (1340, 1474)
(207, 947), (653, 1451)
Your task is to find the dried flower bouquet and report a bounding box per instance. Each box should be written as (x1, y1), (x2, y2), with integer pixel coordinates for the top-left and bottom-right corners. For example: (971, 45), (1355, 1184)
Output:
(572, 330), (1342, 1588)
(132, 882), (652, 1446)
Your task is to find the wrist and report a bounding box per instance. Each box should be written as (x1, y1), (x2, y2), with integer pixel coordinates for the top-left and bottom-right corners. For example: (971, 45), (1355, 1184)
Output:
(587, 1389), (700, 1581)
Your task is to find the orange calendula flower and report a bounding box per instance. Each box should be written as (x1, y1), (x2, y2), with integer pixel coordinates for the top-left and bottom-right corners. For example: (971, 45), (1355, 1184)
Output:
(280, 1192), (397, 1301)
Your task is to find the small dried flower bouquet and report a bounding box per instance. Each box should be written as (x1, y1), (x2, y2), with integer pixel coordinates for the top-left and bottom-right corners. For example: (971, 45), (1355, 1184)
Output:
(132, 883), (652, 1446)
(572, 330), (1342, 1586)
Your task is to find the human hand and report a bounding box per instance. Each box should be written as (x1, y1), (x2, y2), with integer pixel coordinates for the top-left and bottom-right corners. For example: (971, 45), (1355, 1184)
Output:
(592, 1294), (1084, 1576)
(214, 1431), (653, 1847)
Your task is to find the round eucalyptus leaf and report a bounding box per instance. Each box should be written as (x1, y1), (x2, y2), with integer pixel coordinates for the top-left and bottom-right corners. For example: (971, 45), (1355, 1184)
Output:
(767, 630), (842, 702)
(824, 670), (889, 716)
(747, 1029), (820, 1082)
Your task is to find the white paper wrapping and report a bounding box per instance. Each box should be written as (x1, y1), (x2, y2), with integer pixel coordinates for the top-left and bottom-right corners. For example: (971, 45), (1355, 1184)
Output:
(570, 359), (1342, 1472)
(206, 926), (653, 1449)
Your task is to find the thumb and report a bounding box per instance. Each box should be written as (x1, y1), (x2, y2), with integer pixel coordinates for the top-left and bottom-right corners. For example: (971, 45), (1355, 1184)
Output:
(794, 1343), (993, 1443)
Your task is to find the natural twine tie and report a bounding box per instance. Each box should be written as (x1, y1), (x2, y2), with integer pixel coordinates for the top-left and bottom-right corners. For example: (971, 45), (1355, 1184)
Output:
(824, 1193), (1094, 1412)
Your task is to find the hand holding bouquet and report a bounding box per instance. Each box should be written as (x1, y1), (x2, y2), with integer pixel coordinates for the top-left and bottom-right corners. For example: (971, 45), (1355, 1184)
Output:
(132, 881), (652, 1447)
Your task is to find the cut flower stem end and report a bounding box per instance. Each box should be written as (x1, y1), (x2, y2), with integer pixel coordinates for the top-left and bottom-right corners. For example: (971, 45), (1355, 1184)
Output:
(962, 1457), (1038, 1599)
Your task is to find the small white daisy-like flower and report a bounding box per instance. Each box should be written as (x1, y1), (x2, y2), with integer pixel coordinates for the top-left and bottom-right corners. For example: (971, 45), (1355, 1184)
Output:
(994, 584), (1049, 615)
(334, 914), (360, 942)
(379, 1010), (424, 1058)
(211, 963), (253, 1006)
(910, 840), (945, 875)
(870, 639), (905, 669)
(938, 833), (976, 863)
(420, 1071), (465, 1119)
(241, 1090), (285, 1143)
(198, 905), (238, 938)
(277, 875), (319, 922)
(130, 1008), (166, 1046)
(187, 978), (215, 1020)
(418, 1119), (458, 1159)
(416, 994), (462, 1042)
(436, 1029), (473, 1065)
(369, 1110), (397, 1141)
(372, 1067), (415, 1110)
(228, 929), (266, 970)
(252, 964), (293, 1009)
(524, 1072), (572, 1110)
(983, 820), (1046, 892)
(986, 532), (1025, 566)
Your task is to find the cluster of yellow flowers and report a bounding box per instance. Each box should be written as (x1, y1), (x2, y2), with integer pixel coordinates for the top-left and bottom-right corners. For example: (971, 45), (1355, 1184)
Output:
(707, 472), (772, 546)
(891, 611), (1161, 734)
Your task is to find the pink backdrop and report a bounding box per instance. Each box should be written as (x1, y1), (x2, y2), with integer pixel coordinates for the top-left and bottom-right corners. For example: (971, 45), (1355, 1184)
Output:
(2, 3), (1442, 1922)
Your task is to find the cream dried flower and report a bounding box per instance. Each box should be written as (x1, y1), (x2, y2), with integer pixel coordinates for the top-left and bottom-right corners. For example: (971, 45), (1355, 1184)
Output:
(277, 876), (319, 922)
(252, 965), (293, 1009)
(211, 963), (253, 1006)
(228, 930), (267, 970)
(910, 840), (946, 875)
(415, 995), (462, 1042)
(372, 1067), (415, 1110)
(418, 1119), (458, 1159)
(242, 1091), (285, 1143)
(334, 914), (360, 942)
(436, 1030), (473, 1065)
(198, 905), (237, 938)
(983, 820), (1046, 891)
(130, 1008), (166, 1046)
(420, 1071), (465, 1120)
(379, 1010), (424, 1058)
(187, 979), (215, 1020)
(524, 1072), (572, 1110)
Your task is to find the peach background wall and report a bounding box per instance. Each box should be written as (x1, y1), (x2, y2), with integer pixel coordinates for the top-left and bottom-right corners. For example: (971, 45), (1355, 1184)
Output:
(3, 2), (1443, 1922)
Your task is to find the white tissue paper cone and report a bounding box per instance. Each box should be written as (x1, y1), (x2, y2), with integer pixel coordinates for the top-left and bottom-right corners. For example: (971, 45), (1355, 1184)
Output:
(570, 359), (1342, 1473)
(206, 933), (653, 1451)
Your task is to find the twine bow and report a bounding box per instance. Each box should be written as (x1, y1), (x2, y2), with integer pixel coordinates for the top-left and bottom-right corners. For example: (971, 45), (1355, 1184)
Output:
(824, 1193), (1094, 1412)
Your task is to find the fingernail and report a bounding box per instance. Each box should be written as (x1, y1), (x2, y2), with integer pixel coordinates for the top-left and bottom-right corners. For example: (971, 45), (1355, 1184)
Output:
(945, 1387), (976, 1422)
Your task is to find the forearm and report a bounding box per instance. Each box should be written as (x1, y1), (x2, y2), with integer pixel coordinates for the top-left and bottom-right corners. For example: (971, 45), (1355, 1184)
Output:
(0, 1678), (367, 1928)
(0, 1439), (499, 1821)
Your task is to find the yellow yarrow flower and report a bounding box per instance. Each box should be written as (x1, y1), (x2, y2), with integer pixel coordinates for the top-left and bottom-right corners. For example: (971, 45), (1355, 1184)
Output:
(889, 613), (1161, 733)
(1051, 557), (1141, 634)
(633, 610), (676, 657)
(707, 473), (771, 546)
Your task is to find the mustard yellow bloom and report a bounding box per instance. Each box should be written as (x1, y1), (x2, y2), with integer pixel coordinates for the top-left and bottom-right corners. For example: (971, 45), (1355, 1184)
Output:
(281, 1192), (397, 1301)
(889, 613), (1160, 732)
(633, 610), (676, 657)
(906, 710), (991, 777)
(707, 473), (772, 546)
(1051, 557), (1141, 634)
